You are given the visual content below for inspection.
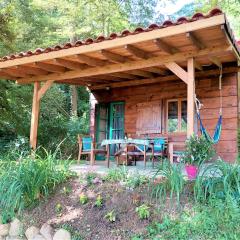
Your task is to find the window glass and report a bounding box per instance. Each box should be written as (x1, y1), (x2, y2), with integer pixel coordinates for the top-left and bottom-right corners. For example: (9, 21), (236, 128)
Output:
(181, 100), (187, 131)
(168, 101), (178, 132)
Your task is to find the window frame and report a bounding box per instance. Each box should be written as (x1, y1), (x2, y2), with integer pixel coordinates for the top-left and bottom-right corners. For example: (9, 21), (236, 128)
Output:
(166, 98), (187, 133)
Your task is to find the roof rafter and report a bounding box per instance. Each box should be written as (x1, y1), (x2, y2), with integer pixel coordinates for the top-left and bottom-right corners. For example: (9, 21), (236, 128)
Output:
(16, 45), (231, 84)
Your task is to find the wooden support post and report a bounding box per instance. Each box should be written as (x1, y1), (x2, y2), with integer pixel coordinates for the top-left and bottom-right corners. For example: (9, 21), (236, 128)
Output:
(30, 82), (41, 150)
(187, 58), (195, 138)
(30, 80), (54, 150)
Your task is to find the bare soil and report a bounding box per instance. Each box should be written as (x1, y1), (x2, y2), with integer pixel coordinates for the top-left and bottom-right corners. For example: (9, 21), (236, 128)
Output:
(23, 176), (192, 240)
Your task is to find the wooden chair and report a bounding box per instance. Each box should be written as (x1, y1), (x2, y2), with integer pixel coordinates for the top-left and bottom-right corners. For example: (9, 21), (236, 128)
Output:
(168, 142), (185, 164)
(77, 135), (108, 165)
(148, 137), (168, 166)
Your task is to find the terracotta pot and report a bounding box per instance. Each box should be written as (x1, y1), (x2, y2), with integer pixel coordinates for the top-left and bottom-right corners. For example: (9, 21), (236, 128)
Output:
(185, 165), (198, 180)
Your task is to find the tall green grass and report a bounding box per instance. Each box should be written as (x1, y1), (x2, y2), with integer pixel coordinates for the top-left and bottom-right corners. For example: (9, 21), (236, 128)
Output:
(151, 161), (185, 204)
(194, 160), (240, 203)
(0, 149), (72, 221)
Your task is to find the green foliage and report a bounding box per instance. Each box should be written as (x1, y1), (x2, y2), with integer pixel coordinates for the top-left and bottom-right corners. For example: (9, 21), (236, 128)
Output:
(85, 172), (98, 185)
(133, 199), (240, 240)
(151, 161), (185, 204)
(104, 210), (116, 222)
(0, 150), (72, 219)
(136, 204), (150, 220)
(182, 135), (215, 166)
(61, 186), (72, 196)
(104, 167), (128, 182)
(79, 193), (88, 205)
(55, 203), (63, 215)
(125, 172), (149, 189)
(94, 195), (103, 208)
(59, 223), (83, 240)
(194, 160), (240, 203)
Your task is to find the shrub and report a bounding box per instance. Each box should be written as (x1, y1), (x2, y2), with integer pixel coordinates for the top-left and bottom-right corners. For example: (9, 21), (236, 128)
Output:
(0, 150), (72, 219)
(151, 161), (185, 204)
(136, 204), (150, 220)
(182, 135), (215, 166)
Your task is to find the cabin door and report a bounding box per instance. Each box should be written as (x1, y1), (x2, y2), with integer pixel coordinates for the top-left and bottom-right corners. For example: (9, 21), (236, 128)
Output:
(95, 104), (109, 160)
(109, 102), (125, 154)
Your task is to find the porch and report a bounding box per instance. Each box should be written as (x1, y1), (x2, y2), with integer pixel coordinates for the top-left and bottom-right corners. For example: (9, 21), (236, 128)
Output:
(0, 9), (239, 162)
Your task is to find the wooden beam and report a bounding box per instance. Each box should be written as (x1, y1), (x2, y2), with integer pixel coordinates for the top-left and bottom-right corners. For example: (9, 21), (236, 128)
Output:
(101, 50), (127, 63)
(154, 38), (178, 54)
(102, 49), (165, 75)
(17, 45), (232, 83)
(187, 58), (195, 138)
(186, 32), (205, 50)
(0, 15), (225, 69)
(35, 62), (66, 73)
(15, 66), (49, 75)
(0, 70), (18, 80)
(209, 56), (222, 68)
(90, 66), (240, 90)
(1, 68), (31, 78)
(78, 53), (151, 78)
(54, 58), (87, 70)
(30, 82), (41, 150)
(37, 80), (54, 101)
(165, 62), (188, 84)
(125, 44), (151, 59)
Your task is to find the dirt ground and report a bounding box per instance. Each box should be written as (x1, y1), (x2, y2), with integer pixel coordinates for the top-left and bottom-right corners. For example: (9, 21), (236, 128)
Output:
(23, 176), (191, 240)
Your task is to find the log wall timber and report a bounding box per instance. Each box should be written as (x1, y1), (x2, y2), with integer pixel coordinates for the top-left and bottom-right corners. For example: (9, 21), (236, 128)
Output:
(91, 73), (238, 163)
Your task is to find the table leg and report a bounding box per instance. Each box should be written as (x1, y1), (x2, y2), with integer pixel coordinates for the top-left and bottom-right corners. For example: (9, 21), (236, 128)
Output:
(106, 144), (110, 168)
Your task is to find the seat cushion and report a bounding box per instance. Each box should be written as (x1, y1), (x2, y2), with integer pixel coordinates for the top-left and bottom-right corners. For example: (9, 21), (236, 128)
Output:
(82, 137), (92, 151)
(153, 138), (165, 152)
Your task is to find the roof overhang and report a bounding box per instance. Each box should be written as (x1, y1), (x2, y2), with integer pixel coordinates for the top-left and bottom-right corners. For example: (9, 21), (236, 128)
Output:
(0, 9), (239, 90)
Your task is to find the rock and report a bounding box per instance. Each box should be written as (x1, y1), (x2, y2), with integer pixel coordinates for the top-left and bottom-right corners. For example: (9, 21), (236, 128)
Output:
(25, 226), (40, 240)
(0, 223), (10, 236)
(32, 235), (46, 240)
(39, 224), (53, 240)
(9, 219), (23, 237)
(6, 236), (26, 240)
(53, 229), (71, 240)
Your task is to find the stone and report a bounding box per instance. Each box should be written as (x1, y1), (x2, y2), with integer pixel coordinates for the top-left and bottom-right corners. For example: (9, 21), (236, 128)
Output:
(6, 236), (26, 240)
(39, 224), (53, 240)
(32, 235), (46, 240)
(25, 226), (40, 240)
(53, 229), (71, 240)
(9, 219), (23, 237)
(0, 223), (10, 236)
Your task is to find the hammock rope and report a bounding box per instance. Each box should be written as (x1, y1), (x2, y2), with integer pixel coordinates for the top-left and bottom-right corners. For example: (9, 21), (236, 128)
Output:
(195, 66), (223, 144)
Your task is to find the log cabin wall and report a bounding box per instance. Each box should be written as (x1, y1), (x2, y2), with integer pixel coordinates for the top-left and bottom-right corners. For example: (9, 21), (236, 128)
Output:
(90, 73), (238, 163)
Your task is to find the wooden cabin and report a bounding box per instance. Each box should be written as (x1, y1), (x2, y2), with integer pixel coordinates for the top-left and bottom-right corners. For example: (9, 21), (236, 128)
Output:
(0, 8), (239, 163)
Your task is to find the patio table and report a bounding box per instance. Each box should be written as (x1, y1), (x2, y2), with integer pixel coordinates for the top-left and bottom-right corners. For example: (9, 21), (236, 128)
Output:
(101, 138), (152, 167)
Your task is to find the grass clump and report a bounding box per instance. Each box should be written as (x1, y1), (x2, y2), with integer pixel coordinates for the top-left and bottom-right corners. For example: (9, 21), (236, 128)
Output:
(103, 166), (128, 182)
(194, 160), (240, 202)
(0, 150), (72, 219)
(151, 161), (185, 204)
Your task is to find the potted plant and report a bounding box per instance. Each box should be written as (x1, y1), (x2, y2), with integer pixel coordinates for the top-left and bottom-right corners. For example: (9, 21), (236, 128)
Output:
(182, 135), (215, 180)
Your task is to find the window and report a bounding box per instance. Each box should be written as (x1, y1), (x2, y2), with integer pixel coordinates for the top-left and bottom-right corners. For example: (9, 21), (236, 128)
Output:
(167, 99), (187, 133)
